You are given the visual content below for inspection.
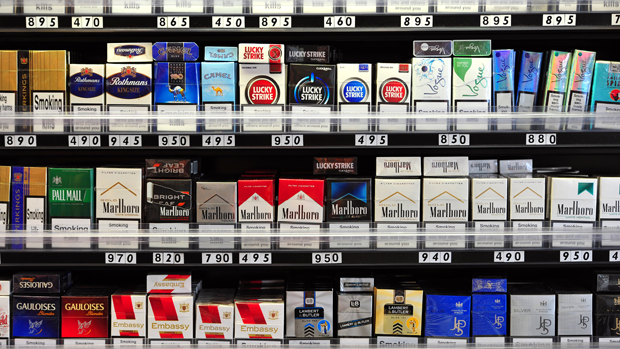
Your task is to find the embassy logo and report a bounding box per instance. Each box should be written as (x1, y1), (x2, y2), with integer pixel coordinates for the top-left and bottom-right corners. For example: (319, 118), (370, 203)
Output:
(577, 182), (594, 196)
(293, 72), (330, 104)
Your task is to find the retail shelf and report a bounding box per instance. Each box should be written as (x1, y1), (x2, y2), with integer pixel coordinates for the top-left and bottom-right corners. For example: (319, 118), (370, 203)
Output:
(0, 227), (619, 267)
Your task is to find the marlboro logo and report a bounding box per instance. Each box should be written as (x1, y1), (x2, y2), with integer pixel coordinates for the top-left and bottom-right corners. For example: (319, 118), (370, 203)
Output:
(428, 191), (464, 203)
(380, 78), (408, 103)
(513, 187), (542, 198)
(246, 76), (280, 105)
(476, 187), (505, 199)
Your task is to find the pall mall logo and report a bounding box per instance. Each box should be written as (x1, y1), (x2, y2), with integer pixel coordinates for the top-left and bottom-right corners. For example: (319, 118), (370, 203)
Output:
(52, 176), (62, 185)
(450, 318), (466, 336)
(536, 316), (552, 335)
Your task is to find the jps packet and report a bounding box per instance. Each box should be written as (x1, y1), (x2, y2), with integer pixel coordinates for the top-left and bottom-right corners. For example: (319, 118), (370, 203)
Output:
(472, 278), (507, 293)
(204, 47), (238, 62)
(472, 294), (507, 336)
(152, 42), (199, 61)
(425, 294), (471, 337)
(69, 64), (105, 112)
(376, 157), (421, 177)
(107, 43), (152, 63)
(516, 51), (543, 112)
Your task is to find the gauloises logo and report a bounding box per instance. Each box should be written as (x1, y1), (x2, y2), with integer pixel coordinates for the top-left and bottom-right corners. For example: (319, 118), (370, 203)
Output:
(340, 78), (368, 103)
(114, 45), (146, 59)
(294, 72), (330, 104)
(380, 78), (409, 103)
(245, 76), (280, 104)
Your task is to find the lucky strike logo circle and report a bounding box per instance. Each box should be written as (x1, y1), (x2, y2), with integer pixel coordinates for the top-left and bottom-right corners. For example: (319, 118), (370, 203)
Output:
(293, 73), (330, 104)
(246, 76), (280, 104)
(380, 78), (408, 103)
(269, 46), (282, 61)
(340, 78), (368, 103)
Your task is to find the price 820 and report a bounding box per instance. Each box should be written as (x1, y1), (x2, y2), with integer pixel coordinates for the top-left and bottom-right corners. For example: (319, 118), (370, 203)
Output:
(419, 252), (451, 263)
(153, 252), (184, 264)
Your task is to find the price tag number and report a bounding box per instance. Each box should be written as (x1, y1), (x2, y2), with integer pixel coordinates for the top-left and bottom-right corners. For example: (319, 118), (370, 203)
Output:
(212, 16), (245, 28)
(494, 251), (525, 263)
(439, 134), (470, 146)
(158, 16), (190, 28)
(401, 15), (432, 27)
(526, 133), (556, 145)
(239, 252), (271, 264)
(105, 252), (136, 264)
(259, 16), (291, 28)
(611, 250), (620, 261)
(159, 135), (189, 147)
(419, 252), (451, 264)
(203, 253), (232, 264)
(68, 135), (100, 147)
(560, 250), (592, 262)
(543, 14), (576, 26)
(5, 135), (36, 147)
(355, 134), (388, 146)
(313, 252), (342, 264)
(203, 135), (235, 147)
(153, 252), (184, 264)
(480, 15), (511, 27)
(109, 135), (142, 147)
(324, 16), (355, 28)
(272, 135), (303, 147)
(613, 14), (620, 25)
(26, 16), (58, 28)
(72, 16), (103, 28)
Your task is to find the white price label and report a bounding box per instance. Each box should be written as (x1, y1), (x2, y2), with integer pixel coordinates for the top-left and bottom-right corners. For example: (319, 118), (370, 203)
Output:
(202, 253), (233, 264)
(259, 16), (292, 28)
(5, 135), (36, 147)
(542, 14), (575, 26)
(439, 134), (470, 146)
(613, 14), (620, 25)
(212, 16), (245, 28)
(158, 135), (190, 147)
(419, 251), (452, 263)
(401, 15), (433, 27)
(105, 252), (137, 264)
(610, 250), (620, 261)
(494, 251), (525, 263)
(109, 135), (142, 147)
(355, 134), (388, 146)
(271, 134), (304, 147)
(312, 252), (342, 264)
(324, 16), (355, 28)
(480, 14), (511, 27)
(158, 16), (190, 28)
(239, 252), (271, 264)
(560, 250), (592, 262)
(203, 135), (235, 147)
(72, 16), (103, 28)
(526, 133), (556, 145)
(68, 135), (100, 147)
(153, 252), (184, 264)
(27, 16), (58, 28)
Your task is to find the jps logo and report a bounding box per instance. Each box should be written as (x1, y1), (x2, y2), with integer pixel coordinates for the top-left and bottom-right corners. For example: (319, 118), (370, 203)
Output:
(536, 316), (552, 335)
(493, 314), (504, 329)
(579, 314), (590, 329)
(350, 300), (360, 308)
(611, 318), (620, 335)
(52, 176), (62, 185)
(450, 317), (466, 336)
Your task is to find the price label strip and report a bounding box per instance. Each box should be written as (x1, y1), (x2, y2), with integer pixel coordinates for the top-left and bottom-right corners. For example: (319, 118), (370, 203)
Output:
(312, 252), (342, 264)
(153, 252), (184, 264)
(202, 253), (233, 264)
(542, 14), (576, 26)
(560, 250), (592, 262)
(259, 16), (292, 28)
(26, 16), (58, 28)
(401, 15), (433, 27)
(419, 251), (452, 263)
(239, 252), (271, 264)
(355, 134), (388, 146)
(109, 135), (142, 147)
(158, 135), (190, 147)
(526, 133), (556, 145)
(158, 16), (190, 28)
(271, 134), (304, 147)
(324, 16), (355, 28)
(72, 16), (103, 28)
(494, 251), (525, 263)
(480, 14), (511, 27)
(5, 135), (36, 147)
(203, 135), (235, 147)
(105, 252), (137, 264)
(439, 134), (470, 146)
(212, 16), (245, 28)
(68, 135), (101, 147)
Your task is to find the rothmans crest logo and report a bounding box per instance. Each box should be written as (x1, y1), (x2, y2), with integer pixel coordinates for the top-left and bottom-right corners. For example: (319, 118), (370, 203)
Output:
(120, 67), (137, 78)
(20, 57), (28, 64)
(52, 176), (62, 185)
(222, 311), (232, 320)
(269, 310), (279, 320)
(13, 172), (22, 182)
(456, 302), (463, 308)
(179, 303), (190, 313)
(135, 301), (143, 310)
(28, 320), (43, 335)
(80, 67), (94, 76)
